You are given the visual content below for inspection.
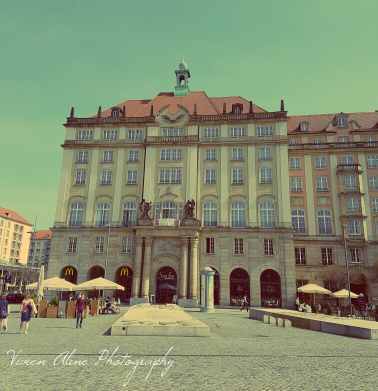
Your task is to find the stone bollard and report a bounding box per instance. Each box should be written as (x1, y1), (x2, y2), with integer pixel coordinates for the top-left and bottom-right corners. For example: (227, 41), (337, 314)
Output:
(284, 319), (292, 328)
(277, 318), (284, 327)
(263, 315), (270, 324)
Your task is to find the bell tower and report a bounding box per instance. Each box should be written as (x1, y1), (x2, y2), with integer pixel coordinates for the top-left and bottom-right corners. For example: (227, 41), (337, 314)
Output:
(174, 60), (191, 96)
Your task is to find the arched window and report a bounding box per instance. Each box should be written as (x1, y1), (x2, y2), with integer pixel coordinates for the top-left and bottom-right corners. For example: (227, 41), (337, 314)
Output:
(95, 202), (111, 226)
(231, 200), (246, 227)
(260, 199), (275, 228)
(69, 201), (84, 226)
(161, 200), (177, 219)
(203, 200), (218, 227)
(122, 200), (137, 226)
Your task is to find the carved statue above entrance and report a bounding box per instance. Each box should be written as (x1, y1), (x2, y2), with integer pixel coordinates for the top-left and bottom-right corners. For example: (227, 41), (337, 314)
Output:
(138, 198), (153, 225)
(181, 199), (200, 226)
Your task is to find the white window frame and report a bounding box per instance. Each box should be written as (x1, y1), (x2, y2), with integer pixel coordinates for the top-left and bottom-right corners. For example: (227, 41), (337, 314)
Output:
(259, 167), (272, 184)
(204, 169), (216, 185)
(127, 170), (137, 185)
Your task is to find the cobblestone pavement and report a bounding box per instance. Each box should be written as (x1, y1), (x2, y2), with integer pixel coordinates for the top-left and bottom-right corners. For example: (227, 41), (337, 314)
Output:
(0, 307), (378, 391)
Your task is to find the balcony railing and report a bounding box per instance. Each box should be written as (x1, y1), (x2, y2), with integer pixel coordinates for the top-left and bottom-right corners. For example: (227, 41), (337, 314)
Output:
(336, 164), (362, 174)
(146, 135), (199, 144)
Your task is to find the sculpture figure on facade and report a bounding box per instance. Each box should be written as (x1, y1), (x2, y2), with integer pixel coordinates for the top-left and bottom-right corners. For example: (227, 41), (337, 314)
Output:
(138, 198), (152, 222)
(181, 199), (200, 226)
(183, 199), (196, 219)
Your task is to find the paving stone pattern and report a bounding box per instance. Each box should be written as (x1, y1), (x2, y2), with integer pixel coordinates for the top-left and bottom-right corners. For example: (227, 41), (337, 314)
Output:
(0, 307), (378, 391)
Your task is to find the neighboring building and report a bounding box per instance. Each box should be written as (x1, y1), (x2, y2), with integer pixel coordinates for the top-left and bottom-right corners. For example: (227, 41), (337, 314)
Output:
(0, 207), (32, 265)
(48, 62), (378, 307)
(28, 230), (52, 270)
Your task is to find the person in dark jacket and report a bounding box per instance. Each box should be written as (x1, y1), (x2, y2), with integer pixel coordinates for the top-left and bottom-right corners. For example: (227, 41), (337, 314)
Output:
(75, 293), (85, 328)
(0, 294), (9, 332)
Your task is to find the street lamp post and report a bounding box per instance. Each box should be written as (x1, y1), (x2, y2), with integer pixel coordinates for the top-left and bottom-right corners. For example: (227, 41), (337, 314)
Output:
(342, 224), (352, 316)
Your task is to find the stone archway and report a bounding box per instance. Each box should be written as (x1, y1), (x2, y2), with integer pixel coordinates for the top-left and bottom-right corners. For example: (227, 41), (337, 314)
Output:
(260, 269), (281, 307)
(229, 268), (250, 306)
(87, 265), (105, 298)
(156, 266), (177, 304)
(114, 266), (133, 304)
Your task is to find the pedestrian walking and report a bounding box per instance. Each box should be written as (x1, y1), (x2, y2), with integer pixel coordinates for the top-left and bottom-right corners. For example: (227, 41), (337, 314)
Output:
(240, 295), (249, 312)
(75, 293), (85, 328)
(20, 295), (37, 335)
(0, 294), (9, 333)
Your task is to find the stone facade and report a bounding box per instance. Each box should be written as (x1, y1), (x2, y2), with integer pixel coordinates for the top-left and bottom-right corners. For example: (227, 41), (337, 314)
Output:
(48, 63), (378, 308)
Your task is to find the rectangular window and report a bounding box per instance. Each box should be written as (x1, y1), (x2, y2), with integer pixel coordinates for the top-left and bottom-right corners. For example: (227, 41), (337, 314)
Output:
(316, 176), (329, 192)
(102, 150), (113, 163)
(103, 129), (118, 141)
(291, 209), (306, 233)
(100, 170), (112, 185)
(234, 238), (244, 255)
(121, 236), (133, 254)
(127, 170), (137, 185)
(343, 175), (357, 190)
(231, 147), (244, 161)
(206, 238), (215, 254)
(371, 197), (378, 213)
(318, 209), (332, 234)
(367, 155), (378, 168)
(231, 167), (243, 185)
(295, 247), (306, 265)
(321, 248), (333, 265)
(95, 236), (105, 253)
(205, 148), (217, 161)
(347, 219), (362, 236)
(161, 127), (184, 137)
(204, 169), (216, 185)
(159, 168), (182, 184)
(230, 127), (246, 137)
(128, 150), (139, 161)
(368, 176), (378, 190)
(67, 237), (77, 253)
(314, 156), (327, 169)
(256, 125), (273, 137)
(203, 127), (219, 138)
(350, 248), (362, 263)
(160, 149), (182, 161)
(264, 239), (274, 256)
(259, 167), (272, 184)
(128, 129), (144, 141)
(76, 129), (93, 140)
(289, 158), (300, 169)
(290, 176), (303, 192)
(258, 146), (271, 161)
(76, 151), (88, 164)
(347, 197), (360, 212)
(74, 169), (86, 185)
(339, 155), (354, 165)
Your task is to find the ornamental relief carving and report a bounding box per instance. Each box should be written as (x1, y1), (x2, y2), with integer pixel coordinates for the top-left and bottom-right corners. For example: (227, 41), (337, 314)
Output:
(152, 238), (181, 259)
(155, 105), (189, 127)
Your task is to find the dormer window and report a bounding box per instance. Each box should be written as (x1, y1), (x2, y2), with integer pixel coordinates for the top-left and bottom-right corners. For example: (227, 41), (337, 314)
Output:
(299, 121), (309, 132)
(111, 107), (120, 119)
(336, 113), (348, 128)
(231, 104), (243, 114)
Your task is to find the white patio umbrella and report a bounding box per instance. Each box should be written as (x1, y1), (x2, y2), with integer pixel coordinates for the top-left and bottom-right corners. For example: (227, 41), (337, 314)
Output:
(75, 277), (124, 291)
(297, 283), (332, 308)
(332, 289), (359, 299)
(26, 277), (76, 291)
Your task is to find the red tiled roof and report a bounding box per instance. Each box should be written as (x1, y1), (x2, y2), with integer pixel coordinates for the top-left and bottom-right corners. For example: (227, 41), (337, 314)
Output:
(100, 91), (266, 117)
(288, 112), (378, 133)
(0, 208), (32, 226)
(32, 230), (52, 240)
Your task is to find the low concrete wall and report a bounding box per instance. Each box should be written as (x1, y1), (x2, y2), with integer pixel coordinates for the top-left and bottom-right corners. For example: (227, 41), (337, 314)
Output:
(250, 308), (378, 340)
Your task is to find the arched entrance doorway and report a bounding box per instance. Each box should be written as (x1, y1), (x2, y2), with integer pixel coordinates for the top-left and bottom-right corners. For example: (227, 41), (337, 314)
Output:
(114, 266), (133, 304)
(60, 266), (78, 300)
(87, 265), (105, 298)
(211, 267), (220, 305)
(350, 273), (368, 308)
(156, 267), (177, 304)
(260, 269), (281, 307)
(229, 268), (250, 306)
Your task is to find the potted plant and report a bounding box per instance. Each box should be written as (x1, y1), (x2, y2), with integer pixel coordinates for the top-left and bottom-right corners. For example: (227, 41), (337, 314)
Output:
(46, 297), (59, 318)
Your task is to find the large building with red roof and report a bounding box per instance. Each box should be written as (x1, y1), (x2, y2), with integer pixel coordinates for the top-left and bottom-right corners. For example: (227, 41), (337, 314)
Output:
(48, 62), (378, 308)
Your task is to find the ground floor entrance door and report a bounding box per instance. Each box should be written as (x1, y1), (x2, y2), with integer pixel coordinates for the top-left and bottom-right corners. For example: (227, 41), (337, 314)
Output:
(156, 266), (177, 304)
